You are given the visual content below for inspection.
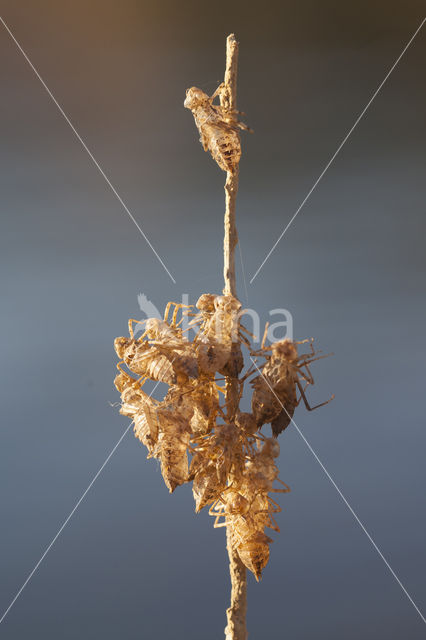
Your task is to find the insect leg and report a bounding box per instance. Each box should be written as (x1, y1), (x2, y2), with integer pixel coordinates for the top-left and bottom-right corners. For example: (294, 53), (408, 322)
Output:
(238, 363), (257, 384)
(128, 318), (146, 339)
(243, 438), (256, 457)
(214, 516), (228, 529)
(239, 322), (255, 339)
(297, 364), (314, 385)
(296, 379), (334, 411)
(261, 322), (270, 349)
(217, 406), (227, 420)
(163, 302), (173, 324)
(252, 432), (266, 445)
(170, 303), (193, 327)
(267, 496), (282, 513)
(266, 505), (281, 532)
(250, 349), (272, 359)
(238, 329), (252, 347)
(299, 352), (333, 367)
(187, 315), (203, 329)
(171, 303), (182, 327)
(294, 338), (313, 347)
(272, 478), (291, 493)
(236, 120), (254, 133)
(209, 501), (228, 528)
(116, 361), (140, 385)
(200, 131), (210, 152)
(210, 497), (226, 513)
(134, 374), (148, 387)
(210, 82), (225, 102)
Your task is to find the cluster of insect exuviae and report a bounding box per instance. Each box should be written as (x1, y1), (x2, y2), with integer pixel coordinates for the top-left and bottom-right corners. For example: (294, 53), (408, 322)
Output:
(114, 296), (333, 580)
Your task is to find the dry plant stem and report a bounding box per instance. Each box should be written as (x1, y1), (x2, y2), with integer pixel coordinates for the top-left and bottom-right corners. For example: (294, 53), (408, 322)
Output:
(222, 33), (248, 640)
(224, 168), (239, 297)
(222, 33), (239, 299)
(225, 527), (248, 640)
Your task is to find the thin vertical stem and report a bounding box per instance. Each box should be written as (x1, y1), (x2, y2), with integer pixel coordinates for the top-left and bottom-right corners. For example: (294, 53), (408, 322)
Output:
(225, 527), (248, 640)
(222, 33), (239, 298)
(222, 33), (248, 640)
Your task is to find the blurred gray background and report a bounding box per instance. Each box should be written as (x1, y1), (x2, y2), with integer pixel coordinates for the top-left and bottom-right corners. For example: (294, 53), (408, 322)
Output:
(1, 1), (425, 638)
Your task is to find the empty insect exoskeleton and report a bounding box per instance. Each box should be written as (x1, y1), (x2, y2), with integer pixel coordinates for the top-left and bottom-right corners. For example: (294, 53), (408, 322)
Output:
(115, 336), (177, 386)
(117, 303), (198, 386)
(190, 424), (243, 512)
(162, 378), (219, 436)
(184, 85), (250, 172)
(154, 408), (191, 493)
(251, 335), (334, 436)
(113, 364), (159, 454)
(192, 294), (249, 377)
(141, 304), (199, 382)
(210, 438), (289, 580)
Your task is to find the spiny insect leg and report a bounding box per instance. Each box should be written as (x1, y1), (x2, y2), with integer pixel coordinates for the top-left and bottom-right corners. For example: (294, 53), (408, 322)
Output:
(213, 514), (228, 529)
(133, 374), (148, 387)
(294, 338), (313, 347)
(267, 496), (282, 513)
(252, 433), (266, 445)
(116, 361), (138, 384)
(210, 82), (225, 102)
(209, 500), (227, 529)
(163, 302), (189, 326)
(238, 330), (252, 347)
(260, 501), (280, 532)
(274, 478), (291, 493)
(173, 303), (192, 327)
(219, 396), (239, 418)
(239, 323), (254, 338)
(245, 439), (258, 456)
(239, 322), (255, 342)
(187, 315), (203, 328)
(250, 345), (272, 357)
(200, 130), (209, 152)
(138, 327), (151, 341)
(261, 322), (269, 349)
(296, 379), (334, 412)
(163, 302), (173, 324)
(128, 318), (146, 339)
(236, 120), (253, 133)
(267, 511), (280, 533)
(217, 406), (227, 420)
(238, 364), (257, 385)
(297, 362), (315, 385)
(116, 361), (126, 373)
(298, 352), (333, 367)
(209, 498), (225, 515)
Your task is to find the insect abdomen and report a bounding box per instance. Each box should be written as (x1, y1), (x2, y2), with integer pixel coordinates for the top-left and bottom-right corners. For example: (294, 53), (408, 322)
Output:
(251, 375), (282, 426)
(237, 532), (272, 581)
(208, 126), (241, 172)
(132, 351), (176, 385)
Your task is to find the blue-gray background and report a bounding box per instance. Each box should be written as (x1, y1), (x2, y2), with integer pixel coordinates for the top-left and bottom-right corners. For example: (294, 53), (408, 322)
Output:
(1, 1), (425, 638)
